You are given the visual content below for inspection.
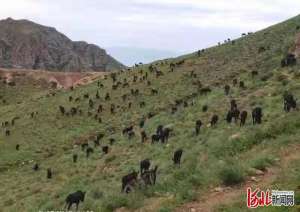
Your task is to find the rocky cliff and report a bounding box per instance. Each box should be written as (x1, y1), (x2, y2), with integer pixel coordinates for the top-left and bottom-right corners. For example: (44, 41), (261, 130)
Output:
(0, 18), (124, 72)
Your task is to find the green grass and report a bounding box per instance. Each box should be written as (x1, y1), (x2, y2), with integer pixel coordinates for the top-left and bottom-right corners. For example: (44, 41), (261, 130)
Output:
(219, 164), (245, 186)
(215, 158), (300, 212)
(251, 156), (275, 171)
(0, 14), (300, 212)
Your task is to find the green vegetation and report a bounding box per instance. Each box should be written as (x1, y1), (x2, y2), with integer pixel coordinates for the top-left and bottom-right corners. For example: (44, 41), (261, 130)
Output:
(0, 15), (300, 211)
(219, 164), (245, 186)
(251, 156), (275, 171)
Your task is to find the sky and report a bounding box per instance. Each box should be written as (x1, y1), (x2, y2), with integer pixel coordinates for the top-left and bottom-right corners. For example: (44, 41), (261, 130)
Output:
(1, 0), (300, 65)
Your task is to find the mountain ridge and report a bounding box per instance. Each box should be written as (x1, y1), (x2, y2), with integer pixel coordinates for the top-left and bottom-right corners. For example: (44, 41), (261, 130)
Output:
(0, 18), (125, 72)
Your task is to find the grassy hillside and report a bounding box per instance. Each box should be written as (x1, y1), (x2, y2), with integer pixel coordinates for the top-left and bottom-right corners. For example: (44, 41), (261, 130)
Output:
(0, 15), (300, 212)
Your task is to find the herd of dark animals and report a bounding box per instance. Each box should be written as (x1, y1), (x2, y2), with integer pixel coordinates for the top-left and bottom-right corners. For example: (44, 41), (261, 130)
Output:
(121, 161), (158, 193)
(0, 36), (299, 210)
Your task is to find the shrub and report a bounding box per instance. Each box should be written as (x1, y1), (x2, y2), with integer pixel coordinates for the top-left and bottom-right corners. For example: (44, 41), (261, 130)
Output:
(102, 195), (128, 211)
(252, 156), (275, 171)
(219, 165), (245, 186)
(105, 155), (117, 163)
(91, 189), (103, 200)
(260, 72), (273, 81)
(159, 207), (172, 212)
(281, 79), (289, 86)
(3, 199), (14, 206)
(177, 188), (197, 202)
(276, 74), (288, 82)
(295, 192), (300, 205)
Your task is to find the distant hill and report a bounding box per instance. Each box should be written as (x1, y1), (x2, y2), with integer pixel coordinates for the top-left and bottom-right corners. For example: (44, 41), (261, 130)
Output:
(0, 18), (125, 72)
(107, 46), (181, 66)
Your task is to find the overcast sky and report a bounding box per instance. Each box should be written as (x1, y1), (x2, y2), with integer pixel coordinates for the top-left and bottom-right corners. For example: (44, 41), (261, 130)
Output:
(1, 0), (300, 64)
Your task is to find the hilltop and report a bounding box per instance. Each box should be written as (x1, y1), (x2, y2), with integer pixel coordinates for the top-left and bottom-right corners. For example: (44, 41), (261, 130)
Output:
(0, 14), (300, 212)
(0, 18), (125, 72)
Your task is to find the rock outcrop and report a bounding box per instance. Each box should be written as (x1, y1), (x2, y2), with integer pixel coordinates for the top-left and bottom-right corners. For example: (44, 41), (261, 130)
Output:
(294, 33), (300, 57)
(0, 18), (124, 72)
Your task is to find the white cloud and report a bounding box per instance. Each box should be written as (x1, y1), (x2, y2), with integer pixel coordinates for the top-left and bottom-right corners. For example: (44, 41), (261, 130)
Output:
(0, 0), (299, 53)
(0, 0), (42, 18)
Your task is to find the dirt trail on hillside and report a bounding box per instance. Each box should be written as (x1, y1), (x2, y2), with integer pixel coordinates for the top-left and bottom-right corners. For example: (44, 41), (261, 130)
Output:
(115, 144), (300, 212)
(175, 144), (300, 212)
(0, 68), (107, 88)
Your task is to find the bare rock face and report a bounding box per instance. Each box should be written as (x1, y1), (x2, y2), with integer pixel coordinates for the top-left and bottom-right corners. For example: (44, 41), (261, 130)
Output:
(0, 18), (124, 72)
(294, 33), (300, 57)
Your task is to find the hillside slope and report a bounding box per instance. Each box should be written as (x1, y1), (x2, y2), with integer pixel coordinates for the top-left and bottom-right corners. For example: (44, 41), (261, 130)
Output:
(0, 18), (125, 72)
(0, 15), (300, 212)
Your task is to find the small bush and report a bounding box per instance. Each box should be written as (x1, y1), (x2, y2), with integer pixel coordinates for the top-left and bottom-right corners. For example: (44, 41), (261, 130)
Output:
(159, 207), (172, 212)
(177, 188), (197, 202)
(276, 74), (288, 82)
(82, 198), (98, 211)
(260, 73), (273, 81)
(3, 199), (14, 206)
(91, 189), (103, 200)
(295, 192), (300, 205)
(219, 165), (244, 186)
(281, 79), (289, 86)
(126, 192), (145, 209)
(252, 156), (275, 171)
(105, 155), (117, 163)
(294, 71), (300, 78)
(102, 195), (128, 211)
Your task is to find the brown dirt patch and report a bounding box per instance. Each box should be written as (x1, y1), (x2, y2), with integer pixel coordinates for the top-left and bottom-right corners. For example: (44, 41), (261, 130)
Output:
(0, 68), (107, 89)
